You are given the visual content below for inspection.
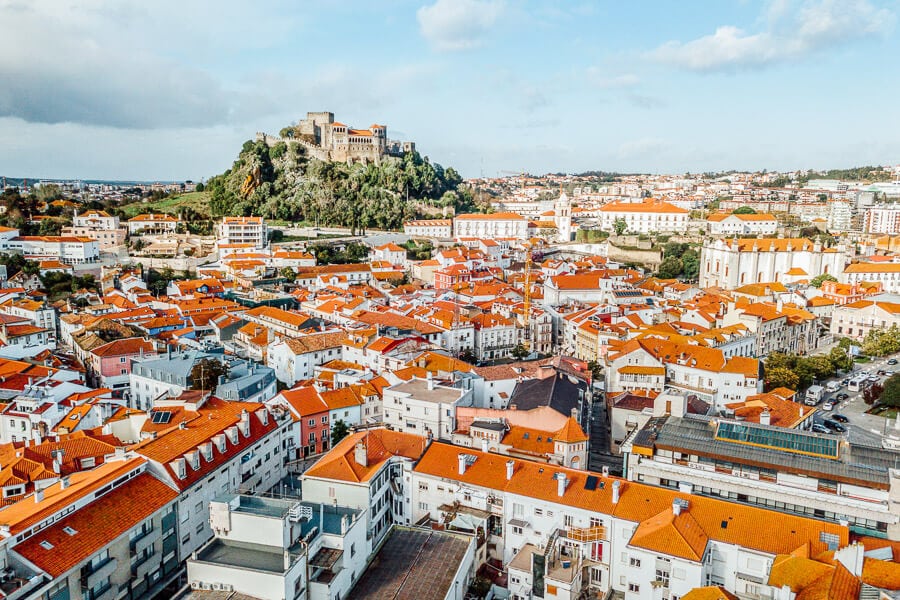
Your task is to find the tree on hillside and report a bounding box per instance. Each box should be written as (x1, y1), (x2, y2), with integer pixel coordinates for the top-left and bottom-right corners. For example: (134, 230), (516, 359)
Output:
(733, 206), (756, 214)
(331, 419), (350, 447)
(614, 218), (627, 236)
(280, 267), (296, 280)
(681, 249), (700, 280)
(828, 347), (853, 372)
(864, 382), (883, 405)
(191, 358), (228, 392)
(861, 324), (900, 357)
(512, 344), (529, 360)
(766, 367), (799, 392)
(657, 257), (683, 279)
(880, 374), (900, 407)
(810, 273), (837, 288)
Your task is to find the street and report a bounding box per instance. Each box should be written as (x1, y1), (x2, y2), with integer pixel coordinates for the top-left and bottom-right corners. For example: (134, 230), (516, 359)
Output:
(807, 353), (900, 448)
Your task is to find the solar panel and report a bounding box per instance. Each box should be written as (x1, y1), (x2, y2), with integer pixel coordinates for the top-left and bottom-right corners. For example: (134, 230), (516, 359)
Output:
(151, 410), (173, 425)
(715, 421), (839, 459)
(584, 475), (599, 491)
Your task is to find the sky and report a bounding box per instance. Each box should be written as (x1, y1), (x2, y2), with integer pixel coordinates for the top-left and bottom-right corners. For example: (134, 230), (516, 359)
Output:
(1, 0), (899, 181)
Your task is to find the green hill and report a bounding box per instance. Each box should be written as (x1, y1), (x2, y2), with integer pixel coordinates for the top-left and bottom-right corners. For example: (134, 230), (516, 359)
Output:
(203, 138), (477, 232)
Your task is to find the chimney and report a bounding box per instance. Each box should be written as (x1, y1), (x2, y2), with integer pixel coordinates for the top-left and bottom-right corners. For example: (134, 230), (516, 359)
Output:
(426, 372), (435, 391)
(506, 460), (515, 480)
(354, 440), (368, 467)
(602, 466), (609, 477)
(34, 490), (44, 503)
(672, 500), (682, 516)
(60, 475), (70, 490)
(481, 437), (489, 453)
(612, 480), (621, 504)
(458, 454), (467, 475)
(759, 410), (771, 426)
(570, 407), (579, 421)
(557, 472), (567, 497)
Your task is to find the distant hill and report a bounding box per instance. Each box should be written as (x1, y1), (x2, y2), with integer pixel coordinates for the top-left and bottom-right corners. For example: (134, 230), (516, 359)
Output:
(203, 137), (478, 233)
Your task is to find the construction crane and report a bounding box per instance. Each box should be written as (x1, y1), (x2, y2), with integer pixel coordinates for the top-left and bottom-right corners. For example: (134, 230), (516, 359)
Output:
(522, 245), (533, 352)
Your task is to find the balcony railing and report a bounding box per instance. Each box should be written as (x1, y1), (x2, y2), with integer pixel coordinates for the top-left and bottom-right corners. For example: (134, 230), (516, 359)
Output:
(562, 525), (606, 542)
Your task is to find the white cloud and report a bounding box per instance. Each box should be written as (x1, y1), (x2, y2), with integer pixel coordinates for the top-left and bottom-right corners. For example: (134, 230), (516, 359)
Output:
(585, 69), (640, 89)
(417, 0), (505, 51)
(0, 0), (303, 129)
(649, 0), (894, 72)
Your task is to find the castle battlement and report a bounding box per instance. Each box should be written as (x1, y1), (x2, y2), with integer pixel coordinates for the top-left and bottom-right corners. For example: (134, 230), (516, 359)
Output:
(256, 111), (415, 165)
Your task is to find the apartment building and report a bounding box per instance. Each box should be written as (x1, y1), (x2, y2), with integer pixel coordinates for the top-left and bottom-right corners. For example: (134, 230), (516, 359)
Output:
(134, 397), (288, 561)
(302, 429), (429, 554)
(187, 493), (366, 600)
(382, 376), (473, 440)
(404, 219), (453, 238)
(218, 216), (268, 248)
(843, 262), (900, 294)
(471, 312), (518, 362)
(3, 235), (100, 264)
(410, 442), (848, 600)
(605, 339), (761, 412)
(266, 331), (347, 386)
(453, 212), (529, 239)
(62, 210), (127, 248)
(598, 199), (689, 233)
(706, 212), (778, 236)
(864, 204), (900, 234)
(622, 414), (900, 540)
(830, 297), (900, 340)
(4, 456), (182, 600)
(128, 213), (179, 234)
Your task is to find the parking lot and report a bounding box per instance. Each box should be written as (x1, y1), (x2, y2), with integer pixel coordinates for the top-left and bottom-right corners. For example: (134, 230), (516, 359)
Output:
(807, 353), (900, 448)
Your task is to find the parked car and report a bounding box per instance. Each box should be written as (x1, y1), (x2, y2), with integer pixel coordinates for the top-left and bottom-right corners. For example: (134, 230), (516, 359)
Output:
(836, 393), (849, 401)
(841, 378), (850, 386)
(831, 413), (849, 423)
(811, 423), (830, 434)
(878, 369), (887, 376)
(823, 419), (847, 433)
(822, 402), (834, 411)
(888, 358), (898, 365)
(868, 374), (880, 382)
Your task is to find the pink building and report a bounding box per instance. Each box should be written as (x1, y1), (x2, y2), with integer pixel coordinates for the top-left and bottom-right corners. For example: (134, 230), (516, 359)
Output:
(89, 337), (157, 397)
(270, 386), (331, 458)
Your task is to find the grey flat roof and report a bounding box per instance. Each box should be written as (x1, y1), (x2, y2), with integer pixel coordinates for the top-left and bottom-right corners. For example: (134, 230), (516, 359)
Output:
(633, 415), (900, 487)
(350, 526), (473, 599)
(389, 379), (465, 404)
(196, 539), (286, 574)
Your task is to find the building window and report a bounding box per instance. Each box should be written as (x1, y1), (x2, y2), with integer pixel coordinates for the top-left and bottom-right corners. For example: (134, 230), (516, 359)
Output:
(629, 557), (641, 567)
(628, 583), (640, 593)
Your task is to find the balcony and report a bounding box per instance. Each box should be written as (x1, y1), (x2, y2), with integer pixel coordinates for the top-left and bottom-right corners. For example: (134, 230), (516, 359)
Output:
(562, 525), (605, 543)
(81, 557), (116, 591)
(129, 526), (155, 553)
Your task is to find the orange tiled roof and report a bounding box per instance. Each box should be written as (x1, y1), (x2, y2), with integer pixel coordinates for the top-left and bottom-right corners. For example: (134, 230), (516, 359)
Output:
(0, 458), (146, 534)
(12, 473), (177, 577)
(629, 507), (708, 561)
(600, 199), (688, 214)
(414, 442), (845, 559)
(304, 429), (428, 483)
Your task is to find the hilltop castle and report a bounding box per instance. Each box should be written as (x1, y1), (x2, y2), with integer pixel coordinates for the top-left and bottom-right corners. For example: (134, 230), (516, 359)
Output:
(256, 111), (416, 165)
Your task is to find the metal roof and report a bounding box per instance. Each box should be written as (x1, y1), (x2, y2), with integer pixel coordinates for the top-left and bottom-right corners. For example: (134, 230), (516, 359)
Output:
(633, 414), (900, 487)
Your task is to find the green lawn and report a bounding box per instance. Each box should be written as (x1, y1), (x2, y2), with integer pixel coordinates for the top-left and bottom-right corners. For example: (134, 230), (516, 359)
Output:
(120, 191), (212, 218)
(867, 405), (899, 419)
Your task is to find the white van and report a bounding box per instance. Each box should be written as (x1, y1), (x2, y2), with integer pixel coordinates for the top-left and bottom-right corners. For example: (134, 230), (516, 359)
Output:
(825, 381), (840, 393)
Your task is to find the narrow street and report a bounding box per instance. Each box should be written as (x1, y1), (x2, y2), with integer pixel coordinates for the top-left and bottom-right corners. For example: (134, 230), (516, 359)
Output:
(588, 398), (623, 476)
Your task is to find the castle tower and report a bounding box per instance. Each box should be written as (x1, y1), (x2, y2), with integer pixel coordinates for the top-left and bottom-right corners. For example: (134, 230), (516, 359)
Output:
(555, 191), (573, 242)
